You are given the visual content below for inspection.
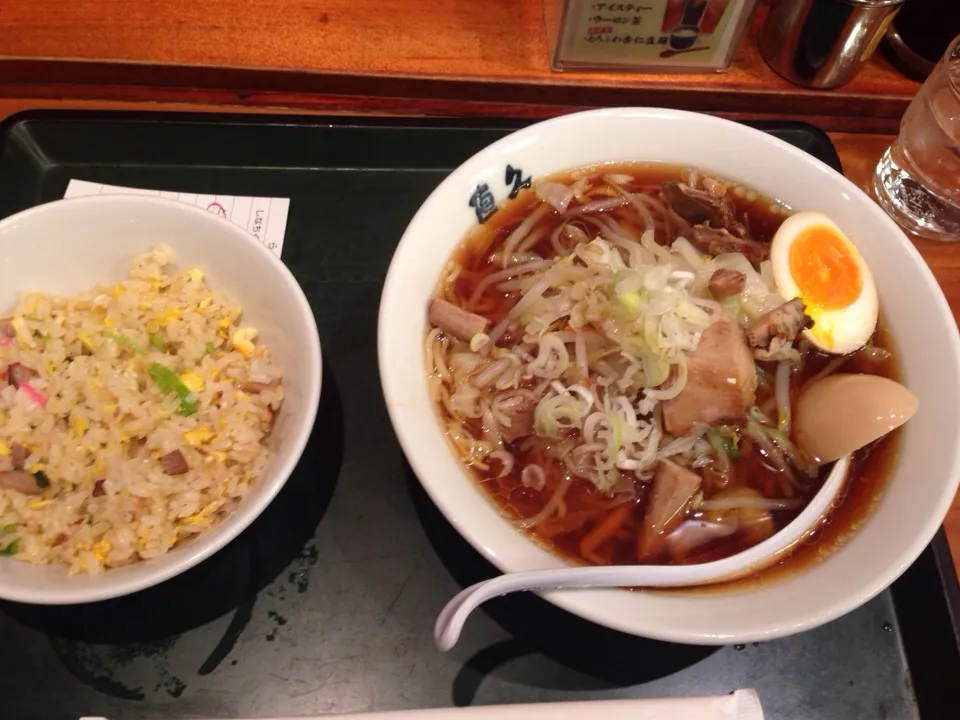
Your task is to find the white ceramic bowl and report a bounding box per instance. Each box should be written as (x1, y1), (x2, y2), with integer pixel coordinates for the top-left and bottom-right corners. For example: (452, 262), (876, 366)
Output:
(0, 195), (321, 604)
(379, 108), (960, 644)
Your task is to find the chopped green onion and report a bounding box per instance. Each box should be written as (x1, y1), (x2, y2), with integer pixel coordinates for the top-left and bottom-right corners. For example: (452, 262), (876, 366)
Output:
(706, 428), (726, 457)
(722, 434), (741, 460)
(707, 427), (740, 460)
(746, 408), (818, 478)
(617, 291), (641, 315)
(763, 423), (803, 460)
(720, 296), (741, 320)
(640, 352), (669, 388)
(0, 525), (17, 557)
(749, 406), (774, 425)
(148, 363), (198, 416)
(204, 342), (216, 356)
(148, 332), (167, 351)
(755, 364), (771, 384)
(34, 471), (50, 489)
(103, 331), (145, 356)
(534, 394), (584, 438)
(468, 333), (489, 353)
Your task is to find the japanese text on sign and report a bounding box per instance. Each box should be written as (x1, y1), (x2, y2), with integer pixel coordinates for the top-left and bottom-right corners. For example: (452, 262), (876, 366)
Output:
(556, 0), (748, 70)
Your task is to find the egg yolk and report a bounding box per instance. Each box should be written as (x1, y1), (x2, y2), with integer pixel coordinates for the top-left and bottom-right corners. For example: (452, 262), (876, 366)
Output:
(788, 225), (862, 310)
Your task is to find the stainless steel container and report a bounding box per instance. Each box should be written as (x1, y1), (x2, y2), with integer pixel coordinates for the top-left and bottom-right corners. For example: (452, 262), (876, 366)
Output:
(759, 0), (907, 89)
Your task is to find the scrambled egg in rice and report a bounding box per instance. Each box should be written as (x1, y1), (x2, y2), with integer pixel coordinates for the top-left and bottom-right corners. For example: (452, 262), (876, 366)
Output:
(0, 245), (283, 574)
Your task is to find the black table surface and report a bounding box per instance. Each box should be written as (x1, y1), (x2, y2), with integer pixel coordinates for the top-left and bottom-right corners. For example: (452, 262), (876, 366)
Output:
(0, 112), (957, 720)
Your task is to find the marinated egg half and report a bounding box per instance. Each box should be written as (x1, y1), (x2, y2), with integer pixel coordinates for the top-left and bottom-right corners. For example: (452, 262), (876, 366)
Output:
(770, 211), (878, 354)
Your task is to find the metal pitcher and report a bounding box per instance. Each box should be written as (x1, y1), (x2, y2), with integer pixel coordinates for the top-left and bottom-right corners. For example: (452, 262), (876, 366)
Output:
(759, 0), (907, 89)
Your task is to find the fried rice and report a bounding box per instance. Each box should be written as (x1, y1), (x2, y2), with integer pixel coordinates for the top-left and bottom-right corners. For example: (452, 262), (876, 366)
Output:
(0, 245), (283, 574)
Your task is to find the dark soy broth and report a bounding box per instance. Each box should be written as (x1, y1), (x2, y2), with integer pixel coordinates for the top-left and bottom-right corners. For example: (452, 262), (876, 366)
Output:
(432, 162), (901, 575)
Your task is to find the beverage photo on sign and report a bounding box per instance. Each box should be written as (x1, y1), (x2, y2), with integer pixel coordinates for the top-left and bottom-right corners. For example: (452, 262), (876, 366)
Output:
(550, 0), (758, 71)
(661, 0), (731, 56)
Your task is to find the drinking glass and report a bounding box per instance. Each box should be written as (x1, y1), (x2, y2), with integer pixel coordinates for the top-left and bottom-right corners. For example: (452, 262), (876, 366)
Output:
(874, 34), (960, 241)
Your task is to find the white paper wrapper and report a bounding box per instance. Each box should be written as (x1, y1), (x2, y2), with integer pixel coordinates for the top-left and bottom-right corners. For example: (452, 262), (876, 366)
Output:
(80, 688), (764, 720)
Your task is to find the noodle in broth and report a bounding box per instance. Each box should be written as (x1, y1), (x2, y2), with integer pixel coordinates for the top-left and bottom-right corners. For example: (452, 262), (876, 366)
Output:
(427, 162), (900, 567)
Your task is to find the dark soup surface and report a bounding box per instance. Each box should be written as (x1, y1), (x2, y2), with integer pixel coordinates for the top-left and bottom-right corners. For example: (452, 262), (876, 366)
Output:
(426, 162), (902, 570)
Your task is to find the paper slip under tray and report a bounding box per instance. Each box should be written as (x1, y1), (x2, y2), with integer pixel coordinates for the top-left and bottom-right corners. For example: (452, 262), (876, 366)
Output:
(80, 689), (763, 720)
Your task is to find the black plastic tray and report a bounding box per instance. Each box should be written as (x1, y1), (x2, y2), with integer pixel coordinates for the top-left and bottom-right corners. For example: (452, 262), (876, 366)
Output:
(0, 112), (958, 720)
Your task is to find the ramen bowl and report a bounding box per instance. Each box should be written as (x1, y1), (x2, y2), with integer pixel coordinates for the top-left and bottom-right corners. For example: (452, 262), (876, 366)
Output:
(0, 195), (321, 604)
(378, 108), (960, 643)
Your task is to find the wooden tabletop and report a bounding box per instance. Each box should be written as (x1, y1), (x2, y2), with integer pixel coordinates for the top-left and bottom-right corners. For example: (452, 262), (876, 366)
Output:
(0, 1), (919, 132)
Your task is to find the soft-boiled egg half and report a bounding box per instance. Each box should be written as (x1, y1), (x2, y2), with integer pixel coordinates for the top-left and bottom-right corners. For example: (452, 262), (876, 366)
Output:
(770, 211), (878, 355)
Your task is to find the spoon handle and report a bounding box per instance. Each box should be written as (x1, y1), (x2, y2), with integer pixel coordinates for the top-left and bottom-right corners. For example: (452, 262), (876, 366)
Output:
(435, 455), (851, 651)
(434, 566), (681, 651)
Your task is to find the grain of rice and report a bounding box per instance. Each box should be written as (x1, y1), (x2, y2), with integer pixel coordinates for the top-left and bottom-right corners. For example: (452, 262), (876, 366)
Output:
(0, 245), (283, 574)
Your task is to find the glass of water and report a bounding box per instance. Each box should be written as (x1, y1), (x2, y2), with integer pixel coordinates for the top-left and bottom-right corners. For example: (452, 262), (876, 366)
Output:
(875, 34), (960, 241)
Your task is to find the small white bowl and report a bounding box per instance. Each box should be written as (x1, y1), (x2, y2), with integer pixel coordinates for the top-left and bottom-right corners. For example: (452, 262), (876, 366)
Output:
(0, 195), (321, 604)
(379, 108), (960, 644)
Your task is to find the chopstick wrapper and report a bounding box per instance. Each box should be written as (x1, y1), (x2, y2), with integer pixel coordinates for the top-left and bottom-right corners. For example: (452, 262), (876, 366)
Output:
(79, 688), (764, 720)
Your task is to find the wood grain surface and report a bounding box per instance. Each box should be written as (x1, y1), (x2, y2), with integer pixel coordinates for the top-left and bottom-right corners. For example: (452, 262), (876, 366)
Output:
(0, 1), (920, 130)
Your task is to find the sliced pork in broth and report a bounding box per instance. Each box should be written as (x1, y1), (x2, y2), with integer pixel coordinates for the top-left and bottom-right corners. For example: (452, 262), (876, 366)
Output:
(426, 163), (916, 567)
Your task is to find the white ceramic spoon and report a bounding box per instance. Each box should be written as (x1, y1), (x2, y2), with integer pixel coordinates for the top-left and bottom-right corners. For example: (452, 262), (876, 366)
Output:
(434, 454), (851, 652)
(435, 373), (920, 651)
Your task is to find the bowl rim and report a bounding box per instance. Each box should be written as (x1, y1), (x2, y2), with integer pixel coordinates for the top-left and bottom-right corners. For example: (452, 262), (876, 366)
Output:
(378, 106), (960, 643)
(0, 194), (323, 604)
